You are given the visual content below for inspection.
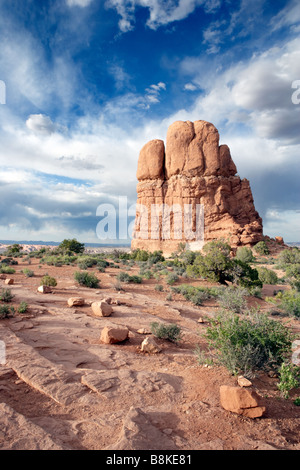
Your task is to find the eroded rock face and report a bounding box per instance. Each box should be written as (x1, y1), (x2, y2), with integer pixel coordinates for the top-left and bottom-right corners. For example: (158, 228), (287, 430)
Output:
(131, 120), (263, 254)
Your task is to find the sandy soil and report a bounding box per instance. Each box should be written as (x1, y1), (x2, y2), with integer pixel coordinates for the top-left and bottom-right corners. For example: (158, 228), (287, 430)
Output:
(0, 251), (299, 451)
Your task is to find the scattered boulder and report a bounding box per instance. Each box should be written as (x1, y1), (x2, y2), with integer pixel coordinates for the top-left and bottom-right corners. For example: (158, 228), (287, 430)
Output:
(100, 325), (129, 344)
(37, 285), (52, 294)
(219, 385), (266, 418)
(5, 279), (14, 285)
(67, 297), (85, 307)
(140, 336), (162, 354)
(91, 301), (113, 317)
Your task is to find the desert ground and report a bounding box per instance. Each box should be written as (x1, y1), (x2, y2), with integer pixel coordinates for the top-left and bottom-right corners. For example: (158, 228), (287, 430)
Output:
(0, 244), (299, 451)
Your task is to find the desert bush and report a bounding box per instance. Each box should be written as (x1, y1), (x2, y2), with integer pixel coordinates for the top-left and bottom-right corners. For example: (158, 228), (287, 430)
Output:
(257, 267), (278, 285)
(150, 321), (182, 343)
(22, 268), (34, 277)
(59, 238), (85, 254)
(18, 301), (28, 314)
(278, 248), (300, 267)
(217, 286), (248, 313)
(277, 363), (300, 399)
(77, 256), (98, 269)
(235, 246), (254, 264)
(155, 284), (163, 292)
(0, 288), (15, 303)
(231, 259), (262, 289)
(0, 304), (14, 319)
(174, 285), (211, 306)
(278, 290), (300, 318)
(74, 271), (99, 288)
(190, 240), (232, 284)
(40, 275), (57, 287)
(166, 272), (179, 285)
(0, 266), (15, 274)
(254, 240), (269, 255)
(116, 272), (142, 284)
(204, 310), (294, 377)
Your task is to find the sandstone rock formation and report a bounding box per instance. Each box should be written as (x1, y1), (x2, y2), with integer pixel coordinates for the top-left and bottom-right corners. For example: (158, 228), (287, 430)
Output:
(131, 120), (263, 255)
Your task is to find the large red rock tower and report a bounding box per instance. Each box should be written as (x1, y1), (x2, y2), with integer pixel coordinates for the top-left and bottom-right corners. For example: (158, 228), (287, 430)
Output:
(131, 120), (263, 254)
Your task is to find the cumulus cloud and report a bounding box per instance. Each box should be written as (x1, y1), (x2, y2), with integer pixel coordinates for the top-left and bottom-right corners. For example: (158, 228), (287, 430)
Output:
(26, 114), (58, 135)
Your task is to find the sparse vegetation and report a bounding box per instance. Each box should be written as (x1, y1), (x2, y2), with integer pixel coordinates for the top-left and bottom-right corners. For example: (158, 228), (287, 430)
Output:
(0, 288), (15, 303)
(18, 301), (28, 314)
(254, 240), (270, 256)
(74, 271), (100, 288)
(277, 363), (300, 399)
(204, 310), (294, 377)
(0, 304), (14, 319)
(150, 321), (182, 343)
(40, 275), (57, 287)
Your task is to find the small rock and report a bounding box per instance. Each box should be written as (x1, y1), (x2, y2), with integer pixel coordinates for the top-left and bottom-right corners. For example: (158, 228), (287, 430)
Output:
(37, 285), (52, 293)
(91, 301), (113, 317)
(5, 279), (14, 285)
(140, 336), (162, 354)
(0, 274), (6, 280)
(237, 376), (252, 387)
(100, 326), (129, 344)
(198, 317), (205, 323)
(137, 328), (152, 335)
(219, 385), (266, 418)
(67, 297), (85, 307)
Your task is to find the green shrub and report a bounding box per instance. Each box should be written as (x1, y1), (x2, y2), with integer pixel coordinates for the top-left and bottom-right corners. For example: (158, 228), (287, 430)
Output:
(190, 240), (232, 284)
(257, 267), (278, 285)
(155, 284), (163, 292)
(150, 322), (182, 343)
(204, 311), (294, 377)
(59, 238), (85, 254)
(277, 363), (300, 399)
(235, 246), (254, 264)
(77, 256), (98, 269)
(22, 268), (34, 277)
(0, 288), (15, 303)
(279, 290), (300, 318)
(116, 272), (142, 284)
(254, 241), (269, 255)
(18, 301), (28, 314)
(217, 286), (248, 313)
(74, 271), (99, 288)
(278, 248), (300, 267)
(40, 275), (57, 287)
(166, 272), (179, 285)
(0, 266), (15, 274)
(0, 304), (14, 319)
(231, 259), (262, 289)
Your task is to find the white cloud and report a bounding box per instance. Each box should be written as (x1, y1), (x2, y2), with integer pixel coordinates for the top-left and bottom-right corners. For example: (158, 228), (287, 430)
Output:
(184, 83), (197, 91)
(105, 0), (220, 32)
(26, 114), (57, 135)
(66, 0), (94, 7)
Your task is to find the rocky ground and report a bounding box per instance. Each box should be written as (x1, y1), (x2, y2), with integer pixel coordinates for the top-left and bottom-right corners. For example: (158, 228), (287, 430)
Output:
(0, 250), (300, 451)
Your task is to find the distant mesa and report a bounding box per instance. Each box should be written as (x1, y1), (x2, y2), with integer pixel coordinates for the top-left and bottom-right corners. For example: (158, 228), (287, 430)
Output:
(131, 120), (263, 254)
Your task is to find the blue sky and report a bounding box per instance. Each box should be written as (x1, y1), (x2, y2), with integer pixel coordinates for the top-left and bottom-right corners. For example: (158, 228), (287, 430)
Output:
(0, 0), (299, 244)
